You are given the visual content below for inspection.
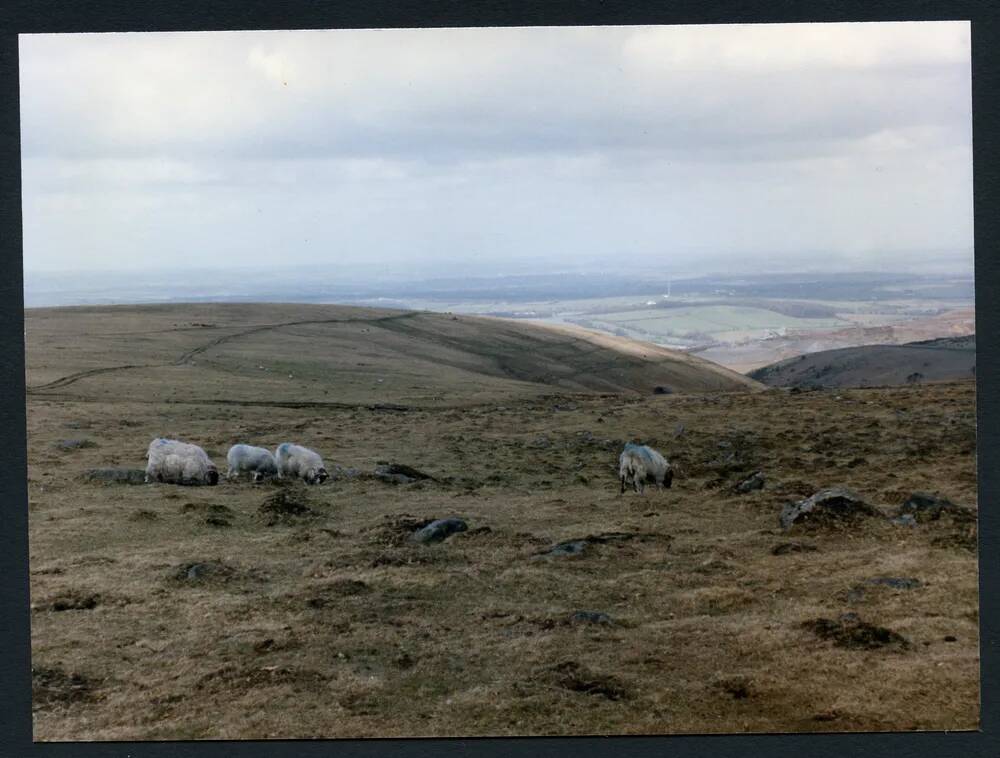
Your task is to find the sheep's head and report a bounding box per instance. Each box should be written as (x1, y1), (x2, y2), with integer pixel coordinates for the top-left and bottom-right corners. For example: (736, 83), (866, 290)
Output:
(664, 468), (674, 489)
(206, 468), (220, 486)
(305, 467), (328, 485)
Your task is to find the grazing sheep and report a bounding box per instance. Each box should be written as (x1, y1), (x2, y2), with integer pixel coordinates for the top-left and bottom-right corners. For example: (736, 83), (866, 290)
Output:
(226, 444), (278, 482)
(619, 443), (673, 494)
(145, 438), (219, 486)
(275, 443), (329, 485)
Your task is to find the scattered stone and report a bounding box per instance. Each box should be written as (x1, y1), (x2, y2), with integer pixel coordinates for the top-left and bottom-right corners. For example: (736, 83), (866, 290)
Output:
(528, 435), (553, 450)
(673, 423), (685, 437)
(533, 531), (668, 559)
(891, 514), (918, 527)
(802, 613), (909, 650)
(82, 468), (146, 485)
(537, 540), (589, 558)
(779, 488), (883, 530)
(171, 561), (236, 584)
(735, 471), (765, 493)
(771, 542), (818, 556)
(897, 492), (976, 524)
(373, 462), (435, 484)
(944, 635), (957, 642)
(570, 610), (613, 626)
(653, 386), (672, 395)
(54, 438), (97, 451)
(410, 517), (469, 544)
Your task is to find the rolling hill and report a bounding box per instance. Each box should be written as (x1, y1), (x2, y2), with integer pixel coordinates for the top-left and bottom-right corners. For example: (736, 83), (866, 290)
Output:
(748, 335), (976, 389)
(24, 303), (762, 407)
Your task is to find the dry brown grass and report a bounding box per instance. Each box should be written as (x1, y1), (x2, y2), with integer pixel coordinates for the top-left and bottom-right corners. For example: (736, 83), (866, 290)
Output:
(25, 304), (978, 740)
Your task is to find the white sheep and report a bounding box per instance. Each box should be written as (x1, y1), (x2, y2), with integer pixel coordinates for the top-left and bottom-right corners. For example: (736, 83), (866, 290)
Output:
(226, 444), (278, 482)
(275, 443), (329, 485)
(619, 443), (673, 494)
(145, 438), (219, 486)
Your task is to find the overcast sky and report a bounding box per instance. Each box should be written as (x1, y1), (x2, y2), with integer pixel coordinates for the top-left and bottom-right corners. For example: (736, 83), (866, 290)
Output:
(19, 22), (973, 279)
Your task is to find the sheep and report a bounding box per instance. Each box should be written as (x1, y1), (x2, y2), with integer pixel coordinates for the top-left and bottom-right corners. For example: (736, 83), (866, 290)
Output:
(275, 443), (329, 485)
(619, 442), (673, 494)
(145, 438), (219, 486)
(226, 444), (278, 482)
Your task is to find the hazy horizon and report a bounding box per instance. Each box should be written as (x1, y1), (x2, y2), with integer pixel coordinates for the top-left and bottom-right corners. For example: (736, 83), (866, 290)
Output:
(20, 22), (974, 292)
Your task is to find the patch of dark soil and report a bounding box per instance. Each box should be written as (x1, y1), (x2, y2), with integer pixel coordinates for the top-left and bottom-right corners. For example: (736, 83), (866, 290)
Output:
(771, 542), (818, 556)
(82, 468), (146, 485)
(32, 665), (102, 706)
(34, 590), (100, 612)
(802, 613), (909, 651)
(258, 486), (317, 526)
(714, 675), (754, 700)
(364, 514), (435, 548)
(548, 661), (629, 701)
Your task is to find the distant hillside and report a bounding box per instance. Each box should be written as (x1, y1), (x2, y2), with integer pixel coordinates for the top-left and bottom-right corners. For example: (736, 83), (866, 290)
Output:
(748, 335), (976, 389)
(25, 303), (761, 408)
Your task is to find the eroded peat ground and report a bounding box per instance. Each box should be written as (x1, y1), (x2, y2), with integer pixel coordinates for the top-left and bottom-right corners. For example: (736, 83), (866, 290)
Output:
(28, 380), (978, 739)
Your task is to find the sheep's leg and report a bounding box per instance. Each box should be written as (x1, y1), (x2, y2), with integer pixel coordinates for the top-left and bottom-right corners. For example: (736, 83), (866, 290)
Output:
(620, 474), (626, 494)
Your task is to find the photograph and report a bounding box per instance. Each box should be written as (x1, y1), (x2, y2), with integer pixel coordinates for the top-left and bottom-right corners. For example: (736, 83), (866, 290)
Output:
(20, 21), (978, 740)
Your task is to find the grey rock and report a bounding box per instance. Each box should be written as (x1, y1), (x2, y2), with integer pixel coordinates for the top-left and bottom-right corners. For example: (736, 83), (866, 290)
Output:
(374, 462), (434, 484)
(779, 488), (882, 530)
(735, 471), (765, 493)
(410, 517), (469, 544)
(891, 514), (918, 527)
(537, 540), (589, 558)
(172, 561), (235, 583)
(897, 492), (975, 523)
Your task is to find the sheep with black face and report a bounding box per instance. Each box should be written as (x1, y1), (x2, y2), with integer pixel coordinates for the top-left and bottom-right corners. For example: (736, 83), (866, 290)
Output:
(145, 438), (219, 486)
(619, 442), (673, 494)
(275, 443), (329, 485)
